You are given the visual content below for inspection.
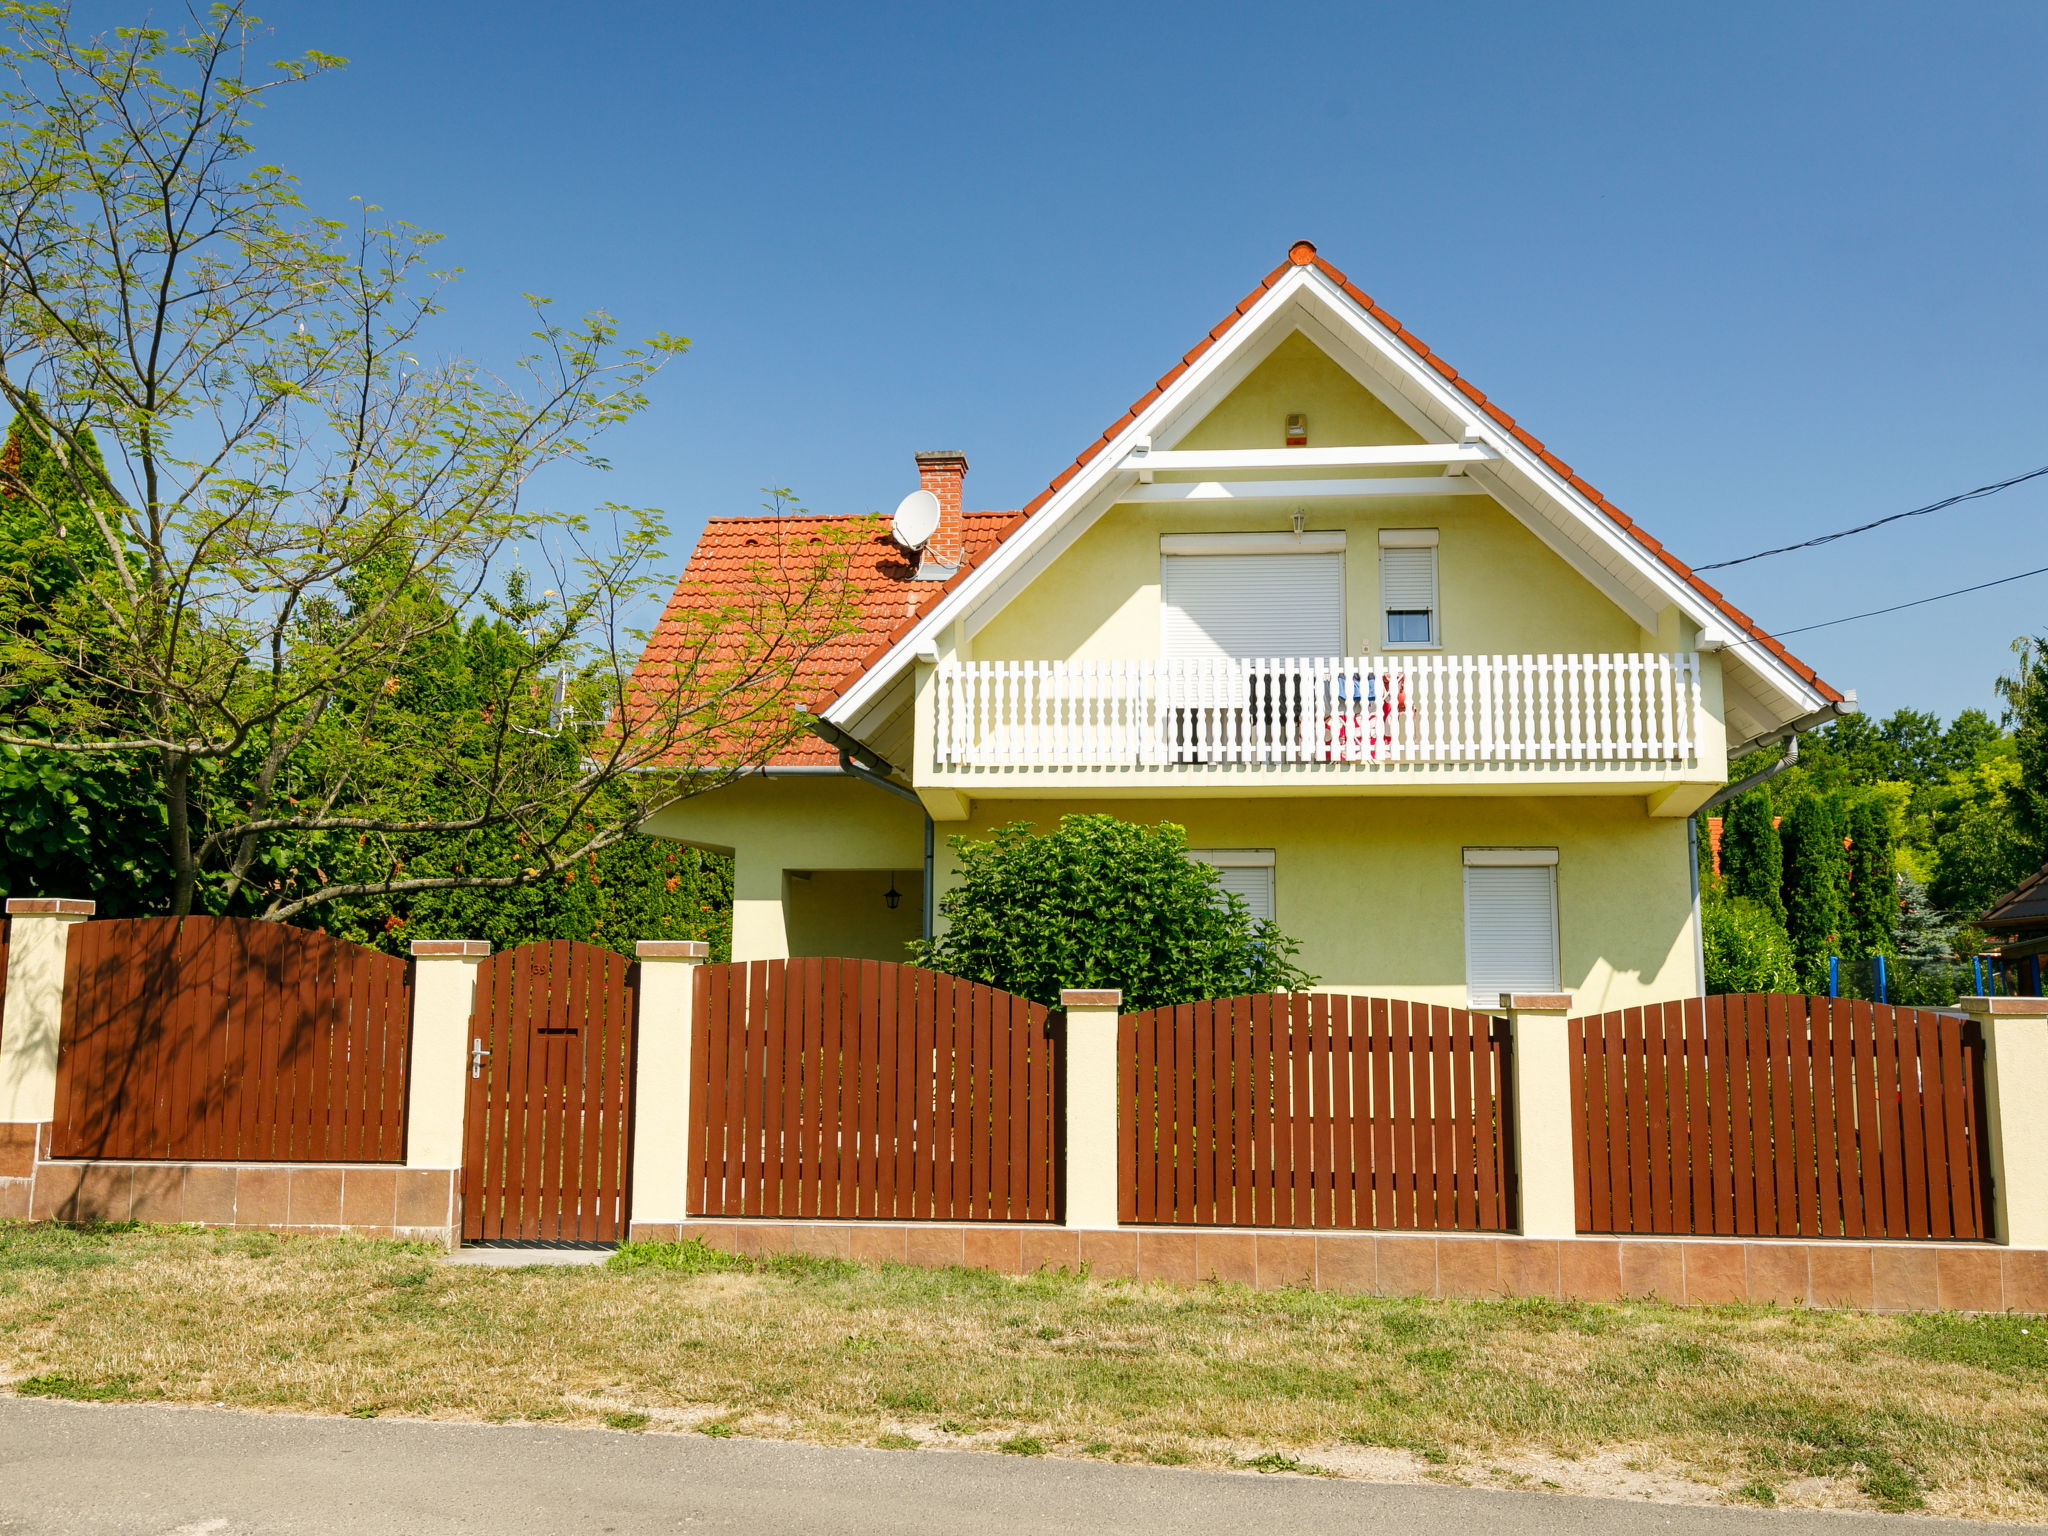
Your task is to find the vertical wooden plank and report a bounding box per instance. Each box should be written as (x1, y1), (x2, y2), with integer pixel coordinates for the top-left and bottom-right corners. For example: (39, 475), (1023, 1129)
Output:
(1250, 994), (1274, 1228)
(1389, 1000), (1416, 1229)
(1193, 1000), (1218, 1225)
(498, 948), (533, 1239)
(825, 959), (852, 1220)
(583, 947), (614, 1238)
(1428, 1005), (1456, 1231)
(1620, 1007), (1649, 1233)
(852, 961), (877, 1219)
(1345, 998), (1372, 1230)
(1683, 997), (1710, 1236)
(1868, 999), (1907, 1237)
(1179, 1001), (1203, 1223)
(783, 956), (811, 1218)
(1477, 1013), (1503, 1230)
(945, 972), (971, 1221)
(1918, 1011), (1955, 1240)
(1132, 1007), (1156, 1224)
(1311, 993), (1337, 1228)
(1368, 998), (1393, 1229)
(1727, 995), (1760, 1236)
(700, 963), (734, 1215)
(1786, 994), (1819, 1237)
(1824, 996), (1858, 1238)
(1938, 1011), (1976, 1240)
(1704, 998), (1734, 1237)
(1286, 993), (1311, 1228)
(753, 957), (785, 1218)
(798, 957), (825, 1219)
(1005, 987), (1028, 1222)
(1232, 994), (1256, 1228)
(1960, 1020), (1989, 1241)
(1026, 998), (1049, 1222)
(1333, 996), (1358, 1229)
(684, 964), (712, 1215)
(1119, 1010), (1140, 1224)
(1155, 1003), (1178, 1222)
(1449, 1006), (1476, 1230)
(1879, 1002), (1926, 1237)
(1570, 1012), (1594, 1233)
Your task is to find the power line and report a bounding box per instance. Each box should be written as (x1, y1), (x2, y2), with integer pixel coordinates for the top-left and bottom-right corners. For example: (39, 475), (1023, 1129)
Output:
(1769, 563), (2048, 637)
(1697, 463), (2048, 571)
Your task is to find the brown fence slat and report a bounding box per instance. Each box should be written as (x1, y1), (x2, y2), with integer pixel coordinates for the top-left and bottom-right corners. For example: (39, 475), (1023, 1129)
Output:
(51, 918), (411, 1165)
(685, 960), (1057, 1222)
(1570, 993), (1989, 1241)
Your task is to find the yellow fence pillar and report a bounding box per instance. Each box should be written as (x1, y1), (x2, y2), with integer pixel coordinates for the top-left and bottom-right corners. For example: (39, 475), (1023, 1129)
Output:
(0, 898), (94, 1125)
(405, 940), (489, 1173)
(1959, 995), (2048, 1247)
(630, 941), (707, 1238)
(1061, 989), (1122, 1230)
(1502, 992), (1576, 1240)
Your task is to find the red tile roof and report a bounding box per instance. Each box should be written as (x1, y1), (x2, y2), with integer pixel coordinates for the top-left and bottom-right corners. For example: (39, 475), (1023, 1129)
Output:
(637, 243), (1841, 767)
(629, 511), (1018, 767)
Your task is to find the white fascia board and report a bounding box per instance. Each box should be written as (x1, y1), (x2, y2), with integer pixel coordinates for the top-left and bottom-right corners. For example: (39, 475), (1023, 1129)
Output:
(1117, 475), (1488, 503)
(1284, 272), (1831, 716)
(823, 277), (1317, 724)
(1119, 443), (1499, 471)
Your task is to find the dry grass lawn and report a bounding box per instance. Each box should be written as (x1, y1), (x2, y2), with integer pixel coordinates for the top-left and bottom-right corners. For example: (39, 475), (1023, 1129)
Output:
(2, 1221), (2046, 1522)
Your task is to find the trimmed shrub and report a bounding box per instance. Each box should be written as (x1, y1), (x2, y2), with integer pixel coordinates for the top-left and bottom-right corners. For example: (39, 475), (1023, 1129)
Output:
(1701, 890), (1799, 995)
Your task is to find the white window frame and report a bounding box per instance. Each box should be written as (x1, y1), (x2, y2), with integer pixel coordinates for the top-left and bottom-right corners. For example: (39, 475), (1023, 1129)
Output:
(1461, 846), (1560, 1007)
(1186, 847), (1276, 923)
(1378, 527), (1440, 651)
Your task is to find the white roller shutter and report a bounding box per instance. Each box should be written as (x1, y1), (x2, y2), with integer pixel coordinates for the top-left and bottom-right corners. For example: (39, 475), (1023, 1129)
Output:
(1161, 553), (1344, 660)
(1462, 862), (1560, 1006)
(1379, 544), (1437, 646)
(1187, 849), (1276, 923)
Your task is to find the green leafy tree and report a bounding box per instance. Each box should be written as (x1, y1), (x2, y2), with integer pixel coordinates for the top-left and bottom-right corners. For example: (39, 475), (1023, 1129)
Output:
(0, 6), (863, 922)
(1845, 794), (1897, 961)
(1780, 792), (1847, 990)
(1720, 786), (1785, 924)
(1927, 757), (2037, 916)
(908, 815), (1317, 1010)
(1997, 635), (2048, 865)
(1701, 890), (1798, 994)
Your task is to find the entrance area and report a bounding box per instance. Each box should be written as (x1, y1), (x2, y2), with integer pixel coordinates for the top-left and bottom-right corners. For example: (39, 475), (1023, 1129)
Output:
(784, 869), (923, 963)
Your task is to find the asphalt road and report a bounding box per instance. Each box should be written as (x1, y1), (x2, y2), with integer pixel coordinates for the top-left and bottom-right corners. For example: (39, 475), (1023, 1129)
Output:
(0, 1399), (2020, 1536)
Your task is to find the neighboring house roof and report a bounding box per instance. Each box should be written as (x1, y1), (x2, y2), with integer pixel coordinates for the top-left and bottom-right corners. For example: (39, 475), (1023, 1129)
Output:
(1982, 860), (2048, 935)
(636, 241), (1845, 766)
(630, 511), (1018, 768)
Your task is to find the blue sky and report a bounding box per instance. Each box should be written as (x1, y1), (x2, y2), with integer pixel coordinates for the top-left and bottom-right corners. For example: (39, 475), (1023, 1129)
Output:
(245, 0), (2048, 722)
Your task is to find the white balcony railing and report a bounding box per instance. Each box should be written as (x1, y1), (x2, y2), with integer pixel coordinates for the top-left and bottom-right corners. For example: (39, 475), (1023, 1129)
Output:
(935, 653), (1700, 770)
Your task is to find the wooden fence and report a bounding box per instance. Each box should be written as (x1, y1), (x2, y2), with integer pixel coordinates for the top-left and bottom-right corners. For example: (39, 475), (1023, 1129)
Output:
(1120, 994), (1513, 1230)
(687, 959), (1060, 1222)
(1572, 995), (1989, 1240)
(461, 941), (637, 1243)
(51, 917), (412, 1162)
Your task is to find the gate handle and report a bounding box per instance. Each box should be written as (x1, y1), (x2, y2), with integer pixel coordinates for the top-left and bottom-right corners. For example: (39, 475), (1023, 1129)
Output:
(470, 1038), (491, 1079)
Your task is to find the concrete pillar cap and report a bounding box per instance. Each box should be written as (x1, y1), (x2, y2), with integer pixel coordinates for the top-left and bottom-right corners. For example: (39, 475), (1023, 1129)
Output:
(1957, 996), (2048, 1017)
(4, 897), (95, 916)
(1500, 992), (1573, 1012)
(410, 939), (491, 958)
(637, 940), (710, 960)
(1060, 989), (1122, 1008)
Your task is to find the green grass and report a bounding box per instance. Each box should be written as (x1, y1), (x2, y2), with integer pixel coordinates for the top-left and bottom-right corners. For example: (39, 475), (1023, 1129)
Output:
(2, 1220), (2045, 1522)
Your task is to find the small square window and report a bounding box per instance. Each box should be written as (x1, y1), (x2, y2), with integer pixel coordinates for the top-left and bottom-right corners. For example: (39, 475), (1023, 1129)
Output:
(1386, 609), (1434, 646)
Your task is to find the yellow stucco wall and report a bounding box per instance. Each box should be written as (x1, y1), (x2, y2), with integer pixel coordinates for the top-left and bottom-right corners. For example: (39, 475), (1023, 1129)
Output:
(786, 869), (923, 963)
(931, 796), (1697, 1012)
(969, 330), (1649, 666)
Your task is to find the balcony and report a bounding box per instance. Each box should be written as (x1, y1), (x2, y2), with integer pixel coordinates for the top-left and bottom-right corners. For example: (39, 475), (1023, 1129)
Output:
(928, 653), (1708, 792)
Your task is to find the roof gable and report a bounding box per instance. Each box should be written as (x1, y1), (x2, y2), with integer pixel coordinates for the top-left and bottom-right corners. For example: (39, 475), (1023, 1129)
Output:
(813, 242), (1843, 750)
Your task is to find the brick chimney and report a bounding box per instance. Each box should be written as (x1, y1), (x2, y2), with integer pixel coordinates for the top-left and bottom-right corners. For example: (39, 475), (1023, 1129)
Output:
(913, 450), (967, 580)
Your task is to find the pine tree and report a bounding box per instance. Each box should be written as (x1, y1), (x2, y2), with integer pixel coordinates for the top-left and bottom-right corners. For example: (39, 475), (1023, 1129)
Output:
(1845, 795), (1897, 961)
(1780, 793), (1847, 991)
(1722, 788), (1785, 924)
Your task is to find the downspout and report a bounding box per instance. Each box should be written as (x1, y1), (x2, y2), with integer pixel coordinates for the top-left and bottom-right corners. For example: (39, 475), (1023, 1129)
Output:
(805, 717), (935, 944)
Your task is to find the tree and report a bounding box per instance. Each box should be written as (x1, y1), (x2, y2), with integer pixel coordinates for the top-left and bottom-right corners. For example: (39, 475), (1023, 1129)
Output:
(1844, 794), (1897, 961)
(1701, 890), (1797, 994)
(1928, 758), (2037, 917)
(1997, 635), (2048, 864)
(1779, 792), (1847, 989)
(908, 815), (1317, 1011)
(0, 6), (864, 921)
(1720, 786), (1784, 924)
(1891, 870), (1968, 1008)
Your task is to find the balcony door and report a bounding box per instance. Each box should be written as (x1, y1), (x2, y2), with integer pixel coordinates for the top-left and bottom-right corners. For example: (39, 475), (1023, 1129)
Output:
(1160, 547), (1344, 761)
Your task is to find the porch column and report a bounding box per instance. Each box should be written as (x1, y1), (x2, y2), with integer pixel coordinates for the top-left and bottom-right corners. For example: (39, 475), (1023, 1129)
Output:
(1501, 992), (1576, 1240)
(729, 861), (790, 963)
(1959, 996), (2048, 1247)
(405, 941), (490, 1172)
(1060, 989), (1122, 1230)
(629, 940), (708, 1239)
(0, 897), (95, 1126)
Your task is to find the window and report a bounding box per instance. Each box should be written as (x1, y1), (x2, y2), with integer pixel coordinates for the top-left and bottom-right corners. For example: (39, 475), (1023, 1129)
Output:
(1187, 848), (1275, 923)
(1462, 847), (1559, 1006)
(1160, 533), (1344, 659)
(1379, 528), (1438, 648)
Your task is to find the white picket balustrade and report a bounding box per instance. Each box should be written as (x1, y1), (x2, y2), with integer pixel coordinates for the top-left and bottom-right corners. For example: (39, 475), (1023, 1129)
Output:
(934, 654), (1700, 770)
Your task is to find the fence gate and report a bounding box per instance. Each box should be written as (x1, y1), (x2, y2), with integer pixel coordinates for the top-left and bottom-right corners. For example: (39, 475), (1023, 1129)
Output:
(461, 941), (637, 1242)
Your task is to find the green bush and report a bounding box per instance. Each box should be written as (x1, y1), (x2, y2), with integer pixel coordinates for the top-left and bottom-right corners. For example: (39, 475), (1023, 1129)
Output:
(1701, 891), (1798, 995)
(908, 814), (1316, 1010)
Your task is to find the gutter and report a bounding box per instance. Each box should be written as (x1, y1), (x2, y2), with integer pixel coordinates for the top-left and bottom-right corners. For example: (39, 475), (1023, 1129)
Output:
(804, 715), (935, 944)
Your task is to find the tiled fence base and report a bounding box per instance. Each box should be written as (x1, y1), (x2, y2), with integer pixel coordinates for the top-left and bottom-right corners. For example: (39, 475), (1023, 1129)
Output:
(633, 1220), (2048, 1314)
(1, 1123), (457, 1247)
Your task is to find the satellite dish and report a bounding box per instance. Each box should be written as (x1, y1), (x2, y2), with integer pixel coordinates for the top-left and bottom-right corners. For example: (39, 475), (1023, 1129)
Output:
(891, 488), (941, 551)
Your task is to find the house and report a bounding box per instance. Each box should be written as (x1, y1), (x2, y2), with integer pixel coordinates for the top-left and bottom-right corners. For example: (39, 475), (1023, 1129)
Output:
(628, 242), (1850, 1011)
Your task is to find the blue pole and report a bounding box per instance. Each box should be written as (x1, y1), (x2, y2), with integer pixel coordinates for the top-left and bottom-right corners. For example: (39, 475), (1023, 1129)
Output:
(1828, 954), (1839, 999)
(1873, 953), (1887, 1005)
(1973, 956), (1984, 996)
